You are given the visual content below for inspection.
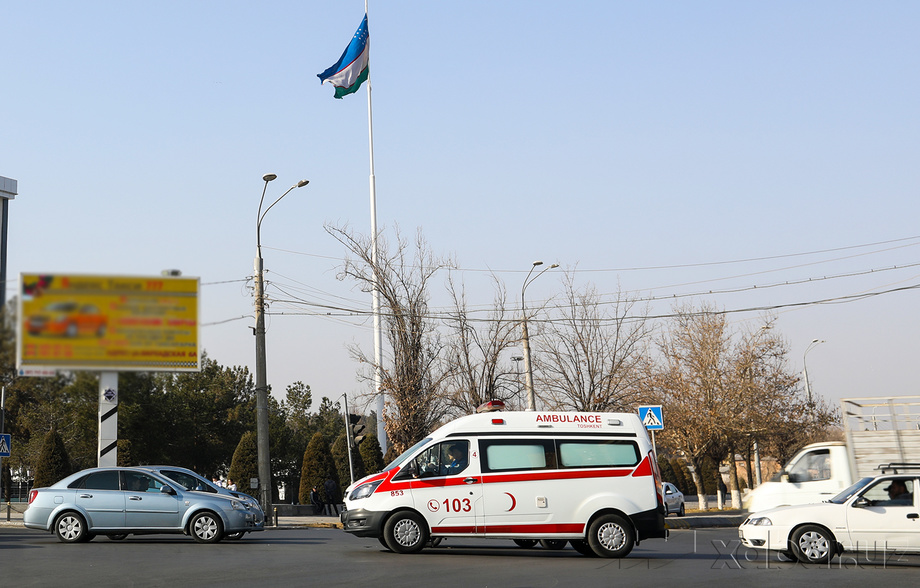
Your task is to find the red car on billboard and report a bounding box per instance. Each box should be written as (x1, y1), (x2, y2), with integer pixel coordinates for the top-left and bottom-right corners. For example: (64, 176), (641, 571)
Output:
(25, 302), (108, 338)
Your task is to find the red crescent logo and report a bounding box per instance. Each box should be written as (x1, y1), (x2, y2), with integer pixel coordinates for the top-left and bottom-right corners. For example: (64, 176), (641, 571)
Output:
(504, 492), (516, 511)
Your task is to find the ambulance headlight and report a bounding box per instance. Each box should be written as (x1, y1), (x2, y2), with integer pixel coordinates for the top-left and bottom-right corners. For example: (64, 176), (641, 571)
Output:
(349, 480), (383, 501)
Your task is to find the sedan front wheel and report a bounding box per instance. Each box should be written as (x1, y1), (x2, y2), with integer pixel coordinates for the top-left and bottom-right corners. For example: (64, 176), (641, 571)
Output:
(190, 511), (224, 544)
(791, 525), (836, 564)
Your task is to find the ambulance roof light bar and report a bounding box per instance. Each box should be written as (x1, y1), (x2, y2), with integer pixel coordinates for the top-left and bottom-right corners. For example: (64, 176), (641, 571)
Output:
(476, 400), (505, 413)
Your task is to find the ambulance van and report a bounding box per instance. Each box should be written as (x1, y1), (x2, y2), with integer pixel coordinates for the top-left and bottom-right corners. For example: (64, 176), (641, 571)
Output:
(340, 408), (667, 557)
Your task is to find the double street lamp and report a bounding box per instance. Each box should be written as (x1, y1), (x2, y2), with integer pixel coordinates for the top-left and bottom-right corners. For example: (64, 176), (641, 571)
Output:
(254, 173), (309, 517)
(520, 261), (558, 411)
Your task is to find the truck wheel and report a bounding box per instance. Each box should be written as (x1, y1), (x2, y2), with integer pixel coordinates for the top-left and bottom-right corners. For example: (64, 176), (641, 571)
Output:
(383, 511), (429, 554)
(791, 525), (835, 564)
(587, 514), (635, 558)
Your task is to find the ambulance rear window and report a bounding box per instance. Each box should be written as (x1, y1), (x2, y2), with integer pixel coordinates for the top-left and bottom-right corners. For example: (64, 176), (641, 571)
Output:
(558, 440), (639, 468)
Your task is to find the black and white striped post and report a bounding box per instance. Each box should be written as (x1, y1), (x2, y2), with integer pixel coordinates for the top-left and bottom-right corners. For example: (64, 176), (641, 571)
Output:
(97, 372), (118, 466)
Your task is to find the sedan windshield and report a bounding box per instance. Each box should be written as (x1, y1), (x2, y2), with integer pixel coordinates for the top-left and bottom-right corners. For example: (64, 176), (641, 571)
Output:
(829, 477), (874, 504)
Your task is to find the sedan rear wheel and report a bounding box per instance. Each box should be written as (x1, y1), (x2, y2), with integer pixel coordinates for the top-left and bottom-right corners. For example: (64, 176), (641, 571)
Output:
(54, 512), (88, 543)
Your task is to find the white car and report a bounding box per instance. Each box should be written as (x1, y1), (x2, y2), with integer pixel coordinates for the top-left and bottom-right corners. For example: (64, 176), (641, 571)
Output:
(662, 482), (685, 517)
(739, 471), (919, 564)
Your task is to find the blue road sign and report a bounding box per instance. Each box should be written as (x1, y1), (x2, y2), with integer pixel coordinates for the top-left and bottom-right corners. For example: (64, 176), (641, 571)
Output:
(0, 434), (10, 457)
(638, 405), (664, 431)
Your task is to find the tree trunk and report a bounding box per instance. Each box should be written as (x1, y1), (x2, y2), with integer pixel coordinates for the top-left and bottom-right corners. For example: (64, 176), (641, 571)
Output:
(688, 459), (707, 510)
(729, 450), (742, 509)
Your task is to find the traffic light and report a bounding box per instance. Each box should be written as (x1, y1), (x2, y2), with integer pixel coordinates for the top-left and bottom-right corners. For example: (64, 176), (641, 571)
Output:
(348, 414), (367, 446)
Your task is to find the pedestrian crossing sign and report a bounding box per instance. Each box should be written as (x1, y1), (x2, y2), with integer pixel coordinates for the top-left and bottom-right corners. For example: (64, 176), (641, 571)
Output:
(0, 434), (10, 457)
(638, 405), (664, 431)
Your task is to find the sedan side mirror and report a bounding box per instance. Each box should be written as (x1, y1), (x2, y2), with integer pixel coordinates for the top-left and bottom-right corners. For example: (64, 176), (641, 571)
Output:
(160, 485), (177, 495)
(854, 497), (871, 508)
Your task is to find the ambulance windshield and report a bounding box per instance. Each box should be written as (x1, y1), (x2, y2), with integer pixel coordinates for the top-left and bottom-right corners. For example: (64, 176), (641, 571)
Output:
(383, 437), (432, 472)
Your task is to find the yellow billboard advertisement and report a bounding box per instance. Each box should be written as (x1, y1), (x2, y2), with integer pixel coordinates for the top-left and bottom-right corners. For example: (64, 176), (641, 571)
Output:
(17, 274), (200, 373)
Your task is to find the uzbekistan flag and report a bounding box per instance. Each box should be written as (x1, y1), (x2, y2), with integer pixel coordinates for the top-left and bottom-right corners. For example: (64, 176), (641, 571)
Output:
(318, 14), (369, 99)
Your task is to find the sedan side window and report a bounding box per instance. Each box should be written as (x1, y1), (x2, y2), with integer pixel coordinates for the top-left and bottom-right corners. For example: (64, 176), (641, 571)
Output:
(71, 470), (120, 490)
(861, 478), (914, 507)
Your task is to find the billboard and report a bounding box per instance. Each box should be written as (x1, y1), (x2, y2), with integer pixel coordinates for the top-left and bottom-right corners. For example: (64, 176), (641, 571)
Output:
(17, 274), (200, 373)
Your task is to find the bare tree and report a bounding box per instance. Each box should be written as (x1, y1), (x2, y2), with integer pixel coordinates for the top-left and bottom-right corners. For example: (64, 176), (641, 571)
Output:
(649, 305), (737, 509)
(441, 272), (523, 416)
(536, 274), (651, 412)
(649, 306), (837, 509)
(327, 224), (451, 454)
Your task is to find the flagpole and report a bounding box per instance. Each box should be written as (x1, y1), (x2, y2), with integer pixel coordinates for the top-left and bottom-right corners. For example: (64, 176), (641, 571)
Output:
(365, 1), (386, 455)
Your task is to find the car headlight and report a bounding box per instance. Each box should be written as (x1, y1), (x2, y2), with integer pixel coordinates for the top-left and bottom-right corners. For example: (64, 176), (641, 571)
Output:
(230, 500), (244, 510)
(348, 480), (383, 501)
(746, 516), (772, 526)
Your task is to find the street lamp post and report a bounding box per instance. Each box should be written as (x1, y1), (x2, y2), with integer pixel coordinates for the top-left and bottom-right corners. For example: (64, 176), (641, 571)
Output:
(254, 174), (308, 519)
(520, 261), (558, 411)
(803, 338), (825, 404)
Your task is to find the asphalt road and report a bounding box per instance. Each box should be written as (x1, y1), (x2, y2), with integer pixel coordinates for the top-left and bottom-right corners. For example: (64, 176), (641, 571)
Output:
(4, 526), (920, 587)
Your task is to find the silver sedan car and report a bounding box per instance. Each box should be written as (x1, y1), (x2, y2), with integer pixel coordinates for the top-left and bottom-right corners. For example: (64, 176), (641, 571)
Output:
(662, 482), (685, 516)
(138, 465), (264, 539)
(23, 467), (265, 543)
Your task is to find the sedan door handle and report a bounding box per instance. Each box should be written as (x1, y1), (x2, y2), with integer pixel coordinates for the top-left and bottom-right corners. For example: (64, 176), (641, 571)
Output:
(129, 496), (142, 501)
(907, 513), (919, 520)
(463, 477), (479, 485)
(79, 494), (93, 499)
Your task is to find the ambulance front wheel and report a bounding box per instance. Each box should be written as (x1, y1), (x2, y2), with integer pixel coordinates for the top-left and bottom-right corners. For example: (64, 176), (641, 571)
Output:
(383, 511), (429, 554)
(587, 514), (635, 558)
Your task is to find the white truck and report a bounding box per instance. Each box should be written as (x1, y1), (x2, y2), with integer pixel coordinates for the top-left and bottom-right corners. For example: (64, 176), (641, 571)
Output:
(744, 396), (920, 512)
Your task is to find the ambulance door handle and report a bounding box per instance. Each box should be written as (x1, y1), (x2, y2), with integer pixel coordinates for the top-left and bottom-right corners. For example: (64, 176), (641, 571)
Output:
(463, 477), (479, 485)
(908, 513), (919, 520)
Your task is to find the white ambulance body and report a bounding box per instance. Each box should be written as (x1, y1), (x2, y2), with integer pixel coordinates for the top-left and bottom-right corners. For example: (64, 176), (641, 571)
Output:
(340, 410), (667, 557)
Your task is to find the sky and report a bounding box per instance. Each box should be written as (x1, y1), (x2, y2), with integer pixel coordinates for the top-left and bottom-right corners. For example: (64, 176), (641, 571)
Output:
(2, 1), (919, 416)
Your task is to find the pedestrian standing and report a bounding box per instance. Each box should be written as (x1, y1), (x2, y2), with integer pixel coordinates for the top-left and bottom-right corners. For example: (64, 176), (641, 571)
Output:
(310, 486), (323, 515)
(324, 477), (340, 516)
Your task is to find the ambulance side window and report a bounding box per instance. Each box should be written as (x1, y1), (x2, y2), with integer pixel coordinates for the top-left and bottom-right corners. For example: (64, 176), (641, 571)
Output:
(415, 444), (445, 478)
(557, 440), (640, 468)
(392, 442), (457, 480)
(480, 439), (556, 473)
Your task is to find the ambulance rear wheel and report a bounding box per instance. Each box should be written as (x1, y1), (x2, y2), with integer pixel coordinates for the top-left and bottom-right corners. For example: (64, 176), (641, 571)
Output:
(587, 514), (634, 558)
(513, 539), (538, 548)
(540, 539), (567, 550)
(383, 511), (429, 554)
